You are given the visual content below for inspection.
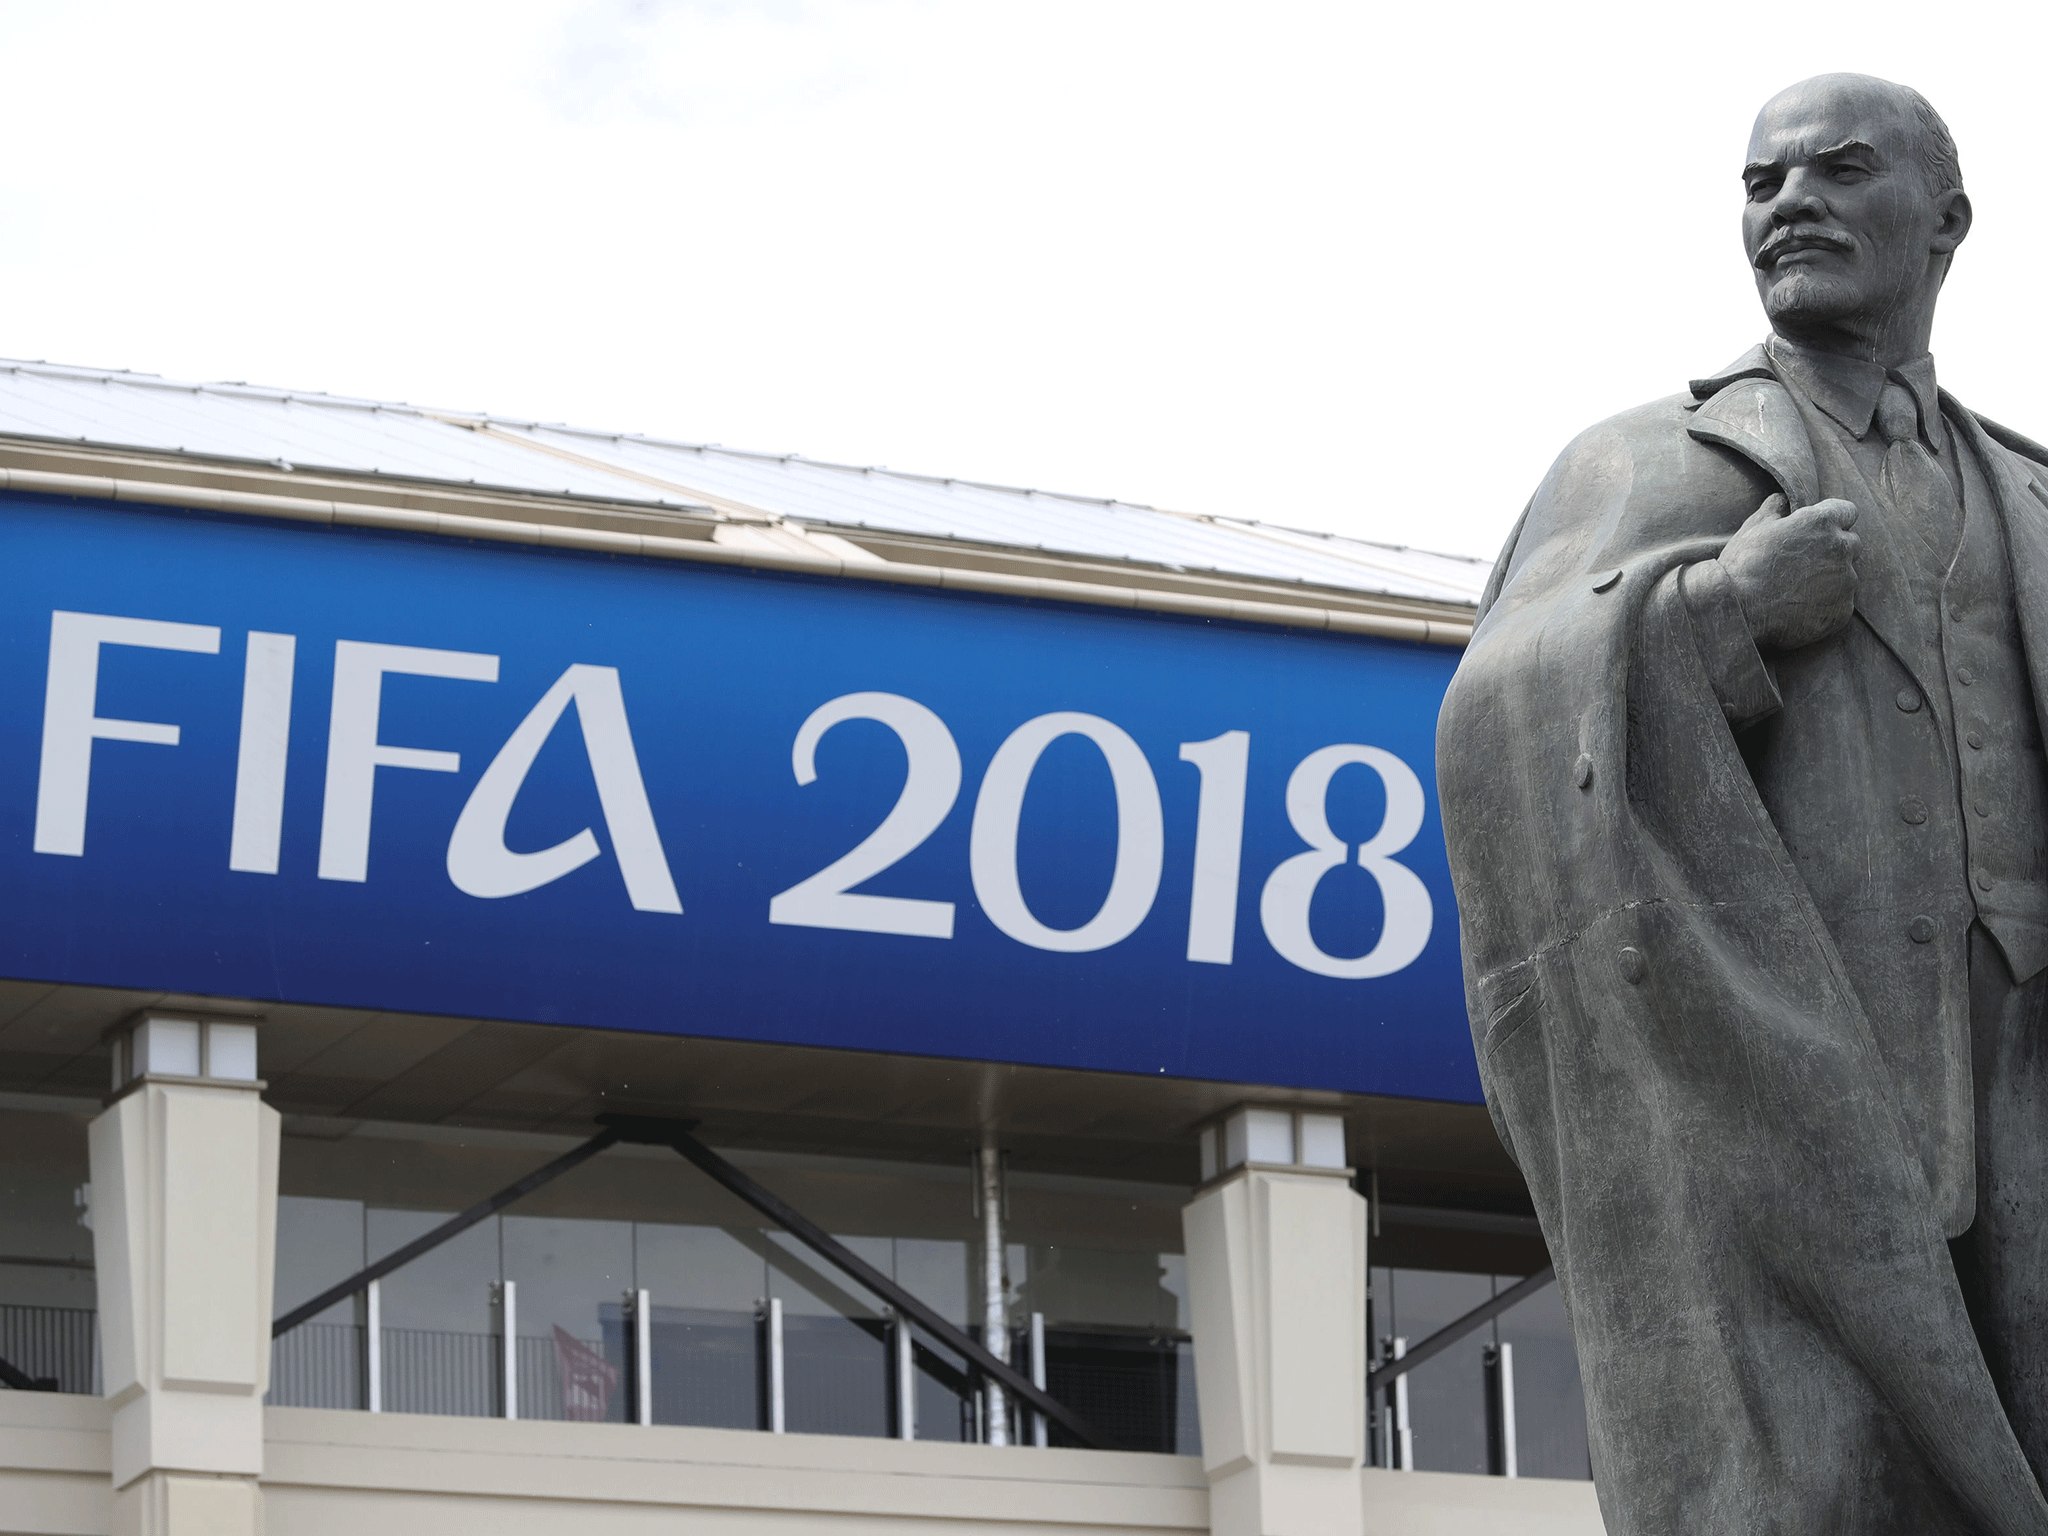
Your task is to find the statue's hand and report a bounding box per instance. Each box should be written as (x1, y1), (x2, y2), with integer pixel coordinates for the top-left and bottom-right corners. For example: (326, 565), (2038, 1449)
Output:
(1716, 493), (1860, 652)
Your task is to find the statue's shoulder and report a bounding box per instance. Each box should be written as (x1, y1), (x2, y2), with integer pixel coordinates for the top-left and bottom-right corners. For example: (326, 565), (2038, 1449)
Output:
(1531, 379), (1782, 531)
(1974, 413), (2048, 477)
(1479, 360), (1789, 622)
(1549, 390), (1721, 467)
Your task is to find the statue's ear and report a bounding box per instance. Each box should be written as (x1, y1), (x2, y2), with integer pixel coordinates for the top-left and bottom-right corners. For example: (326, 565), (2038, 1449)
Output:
(1933, 188), (1973, 255)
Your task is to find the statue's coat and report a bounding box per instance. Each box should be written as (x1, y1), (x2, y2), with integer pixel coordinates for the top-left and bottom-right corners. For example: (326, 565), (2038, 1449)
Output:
(1438, 348), (2048, 1534)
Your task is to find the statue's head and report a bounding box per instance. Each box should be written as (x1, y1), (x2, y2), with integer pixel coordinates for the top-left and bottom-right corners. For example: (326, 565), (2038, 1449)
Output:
(1743, 74), (1970, 354)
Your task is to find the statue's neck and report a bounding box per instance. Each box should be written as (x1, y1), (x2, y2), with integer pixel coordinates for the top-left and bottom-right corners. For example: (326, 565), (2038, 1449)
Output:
(1769, 296), (1939, 373)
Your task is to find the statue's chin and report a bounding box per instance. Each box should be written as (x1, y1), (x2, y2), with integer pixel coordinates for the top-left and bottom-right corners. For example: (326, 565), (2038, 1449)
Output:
(1764, 272), (1863, 330)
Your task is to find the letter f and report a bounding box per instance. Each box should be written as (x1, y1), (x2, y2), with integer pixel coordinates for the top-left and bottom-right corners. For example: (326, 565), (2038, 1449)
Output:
(318, 640), (498, 882)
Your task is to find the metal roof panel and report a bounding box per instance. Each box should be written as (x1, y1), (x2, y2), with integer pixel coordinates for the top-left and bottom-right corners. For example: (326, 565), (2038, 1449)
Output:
(0, 361), (1487, 604)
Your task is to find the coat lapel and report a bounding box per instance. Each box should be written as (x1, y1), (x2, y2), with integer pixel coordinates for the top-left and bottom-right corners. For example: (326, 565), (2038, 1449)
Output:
(1686, 369), (1821, 510)
(1687, 355), (1940, 697)
(1951, 402), (2048, 717)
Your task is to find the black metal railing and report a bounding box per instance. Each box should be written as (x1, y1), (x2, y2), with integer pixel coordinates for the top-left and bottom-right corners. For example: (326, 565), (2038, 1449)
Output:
(0, 1303), (96, 1395)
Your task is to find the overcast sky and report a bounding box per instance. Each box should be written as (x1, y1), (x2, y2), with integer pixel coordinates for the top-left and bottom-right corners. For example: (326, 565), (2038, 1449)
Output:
(3, 1), (2044, 560)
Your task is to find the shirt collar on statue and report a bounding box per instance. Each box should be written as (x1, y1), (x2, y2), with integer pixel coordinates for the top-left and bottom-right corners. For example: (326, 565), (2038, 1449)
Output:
(1765, 334), (1944, 452)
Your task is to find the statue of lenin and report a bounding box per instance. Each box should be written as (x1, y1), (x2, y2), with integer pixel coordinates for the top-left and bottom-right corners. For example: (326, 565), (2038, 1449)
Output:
(1439, 75), (2048, 1533)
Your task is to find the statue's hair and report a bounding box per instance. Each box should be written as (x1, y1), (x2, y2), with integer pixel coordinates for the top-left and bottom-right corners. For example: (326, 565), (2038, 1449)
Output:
(1903, 86), (1963, 195)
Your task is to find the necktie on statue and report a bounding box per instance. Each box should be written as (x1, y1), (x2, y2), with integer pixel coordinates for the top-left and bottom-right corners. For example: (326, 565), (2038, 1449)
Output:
(1877, 379), (1963, 565)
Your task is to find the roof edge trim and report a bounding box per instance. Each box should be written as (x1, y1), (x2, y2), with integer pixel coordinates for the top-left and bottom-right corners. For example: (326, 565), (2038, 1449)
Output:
(0, 465), (1472, 647)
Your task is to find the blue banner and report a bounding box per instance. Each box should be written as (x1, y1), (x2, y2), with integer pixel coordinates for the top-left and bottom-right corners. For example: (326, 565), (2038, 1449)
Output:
(0, 492), (1477, 1101)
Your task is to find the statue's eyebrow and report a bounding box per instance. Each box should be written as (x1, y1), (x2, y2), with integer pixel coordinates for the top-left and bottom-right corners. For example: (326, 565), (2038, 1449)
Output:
(1744, 139), (1883, 182)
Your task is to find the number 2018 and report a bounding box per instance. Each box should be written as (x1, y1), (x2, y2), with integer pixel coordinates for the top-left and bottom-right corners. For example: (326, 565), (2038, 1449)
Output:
(766, 691), (1432, 980)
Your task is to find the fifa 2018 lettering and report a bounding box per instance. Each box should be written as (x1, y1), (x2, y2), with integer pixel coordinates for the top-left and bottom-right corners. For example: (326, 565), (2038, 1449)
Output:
(31, 612), (1434, 979)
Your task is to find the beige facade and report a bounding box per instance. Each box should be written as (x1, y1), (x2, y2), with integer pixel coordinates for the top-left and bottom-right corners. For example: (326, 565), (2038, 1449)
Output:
(0, 1056), (1607, 1536)
(0, 1393), (1604, 1536)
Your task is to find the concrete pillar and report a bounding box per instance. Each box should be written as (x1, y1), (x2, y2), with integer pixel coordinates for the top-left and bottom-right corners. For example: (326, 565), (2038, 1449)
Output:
(1184, 1107), (1366, 1536)
(90, 1013), (279, 1536)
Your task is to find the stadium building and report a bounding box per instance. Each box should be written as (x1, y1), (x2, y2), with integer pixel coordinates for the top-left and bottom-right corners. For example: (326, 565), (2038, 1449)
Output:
(0, 360), (1603, 1535)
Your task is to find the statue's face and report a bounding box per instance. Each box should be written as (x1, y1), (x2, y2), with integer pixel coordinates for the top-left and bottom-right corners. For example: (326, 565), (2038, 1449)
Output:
(1742, 79), (1950, 337)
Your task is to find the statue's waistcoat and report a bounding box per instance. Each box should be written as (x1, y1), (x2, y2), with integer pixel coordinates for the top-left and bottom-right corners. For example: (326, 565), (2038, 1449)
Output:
(1744, 385), (2048, 1230)
(1930, 442), (2048, 974)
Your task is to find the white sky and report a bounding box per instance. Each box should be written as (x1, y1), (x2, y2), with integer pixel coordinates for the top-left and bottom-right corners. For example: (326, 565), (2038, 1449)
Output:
(2, 0), (2043, 560)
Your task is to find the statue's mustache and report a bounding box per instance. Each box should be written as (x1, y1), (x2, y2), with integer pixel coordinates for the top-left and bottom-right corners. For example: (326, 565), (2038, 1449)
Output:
(1755, 227), (1855, 270)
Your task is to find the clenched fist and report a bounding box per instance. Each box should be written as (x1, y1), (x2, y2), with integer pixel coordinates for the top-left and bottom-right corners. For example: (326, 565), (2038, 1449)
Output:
(1716, 494), (1861, 653)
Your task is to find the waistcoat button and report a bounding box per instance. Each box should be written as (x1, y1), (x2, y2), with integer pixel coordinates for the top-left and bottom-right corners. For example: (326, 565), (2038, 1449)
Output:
(1909, 915), (1937, 943)
(1616, 947), (1646, 984)
(1958, 666), (1977, 686)
(1979, 872), (1996, 892)
(1899, 796), (1928, 825)
(1573, 754), (1593, 789)
(1968, 730), (1986, 750)
(1897, 687), (1923, 713)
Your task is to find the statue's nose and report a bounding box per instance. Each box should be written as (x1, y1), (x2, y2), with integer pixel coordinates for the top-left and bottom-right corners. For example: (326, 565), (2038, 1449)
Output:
(1772, 172), (1829, 221)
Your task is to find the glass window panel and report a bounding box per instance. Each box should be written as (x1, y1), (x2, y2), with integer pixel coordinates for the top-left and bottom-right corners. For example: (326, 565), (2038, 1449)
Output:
(368, 1208), (500, 1417)
(268, 1196), (365, 1409)
(893, 1238), (971, 1441)
(1173, 1338), (1201, 1456)
(893, 1238), (968, 1327)
(502, 1215), (634, 1423)
(1022, 1246), (1182, 1330)
(1382, 1267), (1493, 1476)
(273, 1196), (364, 1324)
(634, 1223), (767, 1431)
(768, 1232), (889, 1438)
(0, 1106), (97, 1394)
(1496, 1277), (1591, 1480)
(266, 1124), (1205, 1452)
(637, 1224), (769, 1312)
(1157, 1253), (1191, 1332)
(768, 1231), (888, 1318)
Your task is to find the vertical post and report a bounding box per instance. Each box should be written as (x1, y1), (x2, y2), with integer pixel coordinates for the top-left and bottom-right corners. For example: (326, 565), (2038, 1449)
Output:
(893, 1310), (916, 1442)
(1183, 1115), (1366, 1536)
(633, 1288), (653, 1427)
(90, 1015), (277, 1536)
(1375, 1350), (1390, 1469)
(1029, 1312), (1048, 1448)
(1485, 1341), (1518, 1478)
(766, 1296), (786, 1433)
(364, 1279), (382, 1414)
(1388, 1336), (1412, 1471)
(978, 1130), (1010, 1447)
(499, 1280), (519, 1421)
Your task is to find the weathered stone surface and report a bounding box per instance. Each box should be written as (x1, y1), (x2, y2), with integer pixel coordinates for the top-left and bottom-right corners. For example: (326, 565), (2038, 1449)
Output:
(1441, 74), (2048, 1535)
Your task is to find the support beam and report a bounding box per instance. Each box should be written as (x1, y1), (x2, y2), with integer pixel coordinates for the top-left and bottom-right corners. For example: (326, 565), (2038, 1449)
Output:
(272, 1126), (621, 1338)
(0, 1354), (57, 1391)
(1365, 1268), (1555, 1394)
(601, 1114), (1115, 1451)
